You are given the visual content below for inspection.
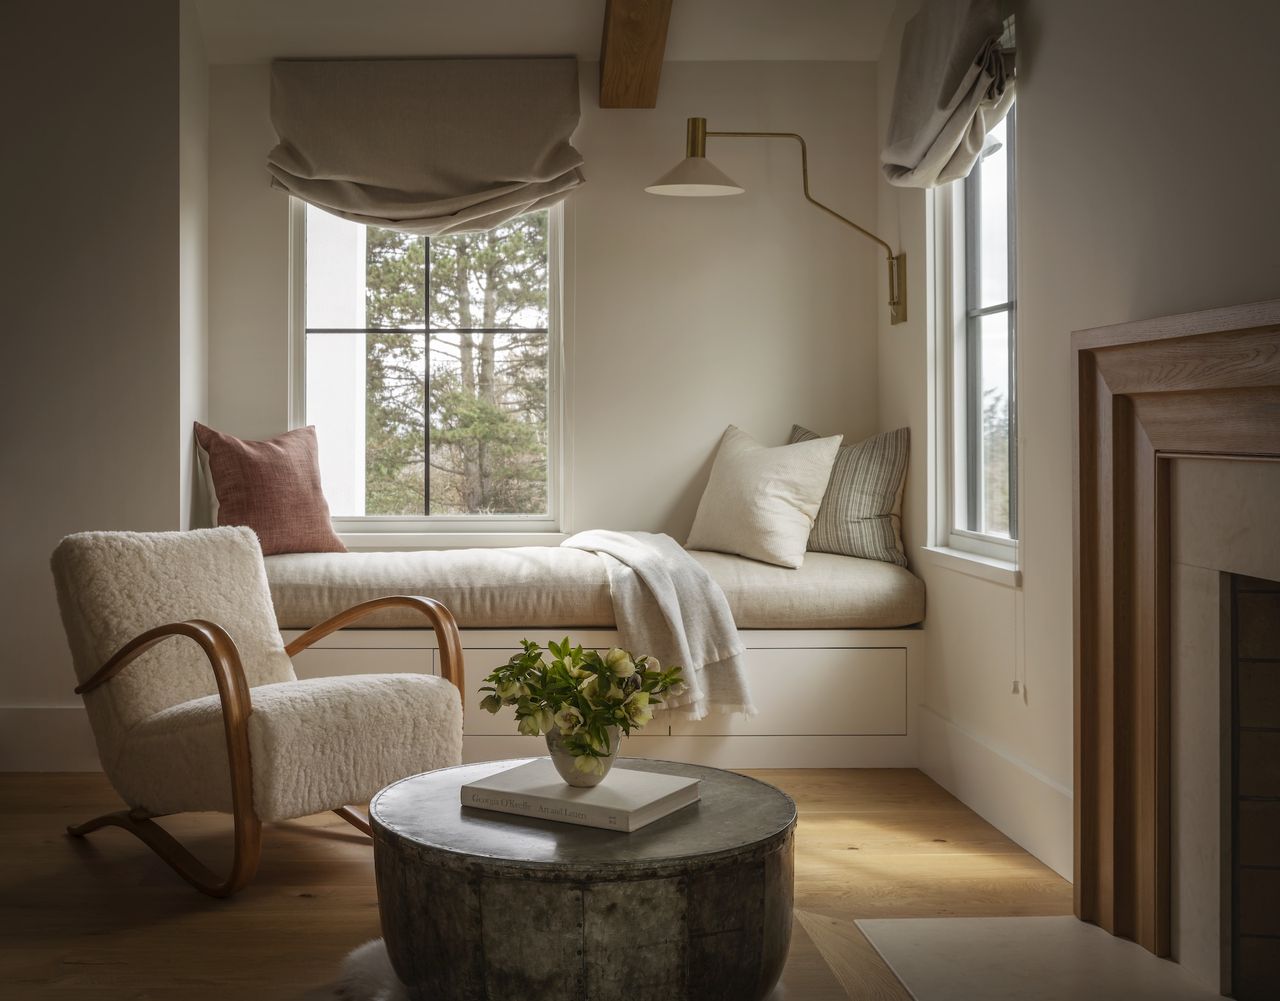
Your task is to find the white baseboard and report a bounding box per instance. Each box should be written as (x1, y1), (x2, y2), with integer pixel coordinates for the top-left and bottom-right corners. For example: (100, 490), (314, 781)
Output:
(0, 706), (100, 771)
(1, 704), (917, 772)
(917, 704), (1073, 880)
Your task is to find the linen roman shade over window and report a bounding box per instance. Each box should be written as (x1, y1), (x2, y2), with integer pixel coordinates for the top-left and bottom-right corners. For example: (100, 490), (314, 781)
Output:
(881, 0), (1013, 189)
(267, 57), (585, 235)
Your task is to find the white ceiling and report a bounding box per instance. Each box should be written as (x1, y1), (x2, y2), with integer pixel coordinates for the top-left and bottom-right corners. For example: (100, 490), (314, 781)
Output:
(193, 0), (898, 65)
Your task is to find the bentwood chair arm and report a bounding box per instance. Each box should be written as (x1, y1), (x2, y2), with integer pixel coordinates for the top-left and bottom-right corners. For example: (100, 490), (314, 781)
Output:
(77, 619), (251, 703)
(70, 619), (261, 897)
(283, 595), (465, 693)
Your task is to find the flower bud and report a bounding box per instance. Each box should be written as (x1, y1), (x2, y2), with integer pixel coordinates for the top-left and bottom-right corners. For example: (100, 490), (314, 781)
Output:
(605, 647), (636, 678)
(517, 714), (543, 737)
(496, 680), (526, 702)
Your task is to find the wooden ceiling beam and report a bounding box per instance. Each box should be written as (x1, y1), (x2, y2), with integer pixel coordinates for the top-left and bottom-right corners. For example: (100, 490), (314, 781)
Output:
(599, 0), (674, 109)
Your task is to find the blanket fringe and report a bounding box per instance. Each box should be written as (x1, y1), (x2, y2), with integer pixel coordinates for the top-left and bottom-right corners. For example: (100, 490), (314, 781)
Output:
(664, 699), (760, 721)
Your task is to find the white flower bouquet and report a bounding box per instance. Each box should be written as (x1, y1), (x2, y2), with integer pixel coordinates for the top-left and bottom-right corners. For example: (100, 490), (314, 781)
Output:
(479, 638), (684, 778)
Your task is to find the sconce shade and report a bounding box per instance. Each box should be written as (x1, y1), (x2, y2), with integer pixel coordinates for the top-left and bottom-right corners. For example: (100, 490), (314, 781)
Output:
(645, 156), (744, 197)
(642, 114), (907, 324)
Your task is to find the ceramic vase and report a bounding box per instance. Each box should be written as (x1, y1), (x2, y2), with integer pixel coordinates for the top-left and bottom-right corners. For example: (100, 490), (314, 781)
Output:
(545, 725), (621, 788)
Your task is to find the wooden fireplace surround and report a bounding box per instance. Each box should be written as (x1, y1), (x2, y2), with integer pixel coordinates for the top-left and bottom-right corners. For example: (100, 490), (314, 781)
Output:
(1073, 298), (1280, 955)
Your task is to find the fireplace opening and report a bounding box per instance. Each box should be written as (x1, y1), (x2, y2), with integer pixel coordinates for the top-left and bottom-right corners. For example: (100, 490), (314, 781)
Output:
(1227, 572), (1280, 998)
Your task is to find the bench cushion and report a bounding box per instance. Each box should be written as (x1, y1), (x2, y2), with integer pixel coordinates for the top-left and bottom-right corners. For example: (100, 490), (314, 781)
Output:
(264, 547), (925, 632)
(688, 550), (924, 629)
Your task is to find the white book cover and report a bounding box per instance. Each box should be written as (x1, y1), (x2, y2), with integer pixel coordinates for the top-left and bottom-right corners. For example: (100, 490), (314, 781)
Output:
(460, 759), (700, 833)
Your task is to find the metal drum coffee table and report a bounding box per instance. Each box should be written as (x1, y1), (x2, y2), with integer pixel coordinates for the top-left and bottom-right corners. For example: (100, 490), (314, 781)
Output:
(371, 758), (797, 1001)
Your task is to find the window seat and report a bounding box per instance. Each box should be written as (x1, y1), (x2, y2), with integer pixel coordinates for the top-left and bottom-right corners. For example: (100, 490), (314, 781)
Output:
(264, 546), (925, 632)
(271, 547), (925, 769)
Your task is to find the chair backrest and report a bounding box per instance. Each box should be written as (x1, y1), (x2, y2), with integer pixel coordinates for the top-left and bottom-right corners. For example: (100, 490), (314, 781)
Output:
(51, 528), (296, 765)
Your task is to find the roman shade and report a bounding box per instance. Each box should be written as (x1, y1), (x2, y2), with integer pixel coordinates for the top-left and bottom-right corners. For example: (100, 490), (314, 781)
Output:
(267, 57), (585, 236)
(881, 0), (1013, 189)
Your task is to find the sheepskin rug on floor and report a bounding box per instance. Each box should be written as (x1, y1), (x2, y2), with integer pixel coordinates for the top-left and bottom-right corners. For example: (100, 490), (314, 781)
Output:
(335, 940), (407, 1001)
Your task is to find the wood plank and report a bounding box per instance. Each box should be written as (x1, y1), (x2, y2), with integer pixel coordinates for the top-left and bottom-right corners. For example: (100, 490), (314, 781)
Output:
(1094, 326), (1280, 395)
(1132, 388), (1280, 455)
(599, 0), (673, 109)
(1071, 298), (1280, 351)
(795, 910), (914, 1001)
(0, 770), (1071, 998)
(1072, 342), (1096, 924)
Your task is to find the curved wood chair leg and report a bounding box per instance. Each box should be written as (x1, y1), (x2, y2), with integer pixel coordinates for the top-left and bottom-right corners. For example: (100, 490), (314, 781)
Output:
(69, 620), (262, 897)
(333, 805), (373, 837)
(68, 806), (262, 899)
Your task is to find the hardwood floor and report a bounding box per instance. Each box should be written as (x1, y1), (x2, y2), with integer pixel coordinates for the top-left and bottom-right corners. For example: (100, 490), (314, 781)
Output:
(0, 769), (1071, 999)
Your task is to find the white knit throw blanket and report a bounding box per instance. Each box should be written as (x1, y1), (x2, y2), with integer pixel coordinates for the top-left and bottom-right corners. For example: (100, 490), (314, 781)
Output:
(561, 530), (755, 720)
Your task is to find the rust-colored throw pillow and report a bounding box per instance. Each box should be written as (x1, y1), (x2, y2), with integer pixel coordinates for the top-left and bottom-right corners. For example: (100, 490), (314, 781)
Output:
(194, 423), (346, 556)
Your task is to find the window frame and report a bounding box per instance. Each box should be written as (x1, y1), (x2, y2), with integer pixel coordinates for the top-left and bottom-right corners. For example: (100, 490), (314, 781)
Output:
(930, 108), (1019, 570)
(287, 198), (567, 542)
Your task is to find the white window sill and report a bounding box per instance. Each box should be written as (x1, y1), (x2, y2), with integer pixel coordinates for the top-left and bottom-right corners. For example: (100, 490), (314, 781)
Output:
(338, 532), (568, 551)
(920, 545), (1022, 588)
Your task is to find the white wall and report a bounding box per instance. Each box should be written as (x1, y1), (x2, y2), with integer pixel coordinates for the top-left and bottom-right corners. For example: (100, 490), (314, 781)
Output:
(207, 60), (882, 537)
(0, 0), (199, 768)
(180, 0), (210, 528)
(209, 63), (291, 440)
(876, 0), (1280, 879)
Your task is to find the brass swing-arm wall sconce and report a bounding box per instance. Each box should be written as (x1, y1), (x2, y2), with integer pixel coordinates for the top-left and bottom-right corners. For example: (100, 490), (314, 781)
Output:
(646, 117), (907, 325)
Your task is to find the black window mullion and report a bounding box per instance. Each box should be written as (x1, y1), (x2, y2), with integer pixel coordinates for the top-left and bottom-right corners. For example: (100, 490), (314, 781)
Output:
(965, 301), (1014, 320)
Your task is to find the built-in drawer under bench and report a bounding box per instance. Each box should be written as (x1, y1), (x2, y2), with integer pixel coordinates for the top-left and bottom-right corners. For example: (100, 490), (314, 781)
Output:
(280, 627), (922, 769)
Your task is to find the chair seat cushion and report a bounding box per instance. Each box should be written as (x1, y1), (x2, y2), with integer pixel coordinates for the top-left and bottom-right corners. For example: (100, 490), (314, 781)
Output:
(116, 674), (462, 823)
(264, 547), (925, 631)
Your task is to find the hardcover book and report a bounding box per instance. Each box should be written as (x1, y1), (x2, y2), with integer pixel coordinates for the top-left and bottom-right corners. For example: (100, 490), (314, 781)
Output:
(460, 759), (700, 833)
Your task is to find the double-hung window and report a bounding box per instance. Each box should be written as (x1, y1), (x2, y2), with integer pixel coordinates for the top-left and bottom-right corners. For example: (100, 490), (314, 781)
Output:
(934, 106), (1018, 566)
(293, 202), (562, 538)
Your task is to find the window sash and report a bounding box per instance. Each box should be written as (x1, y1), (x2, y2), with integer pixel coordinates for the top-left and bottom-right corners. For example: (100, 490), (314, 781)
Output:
(932, 111), (1018, 563)
(963, 305), (1017, 540)
(960, 107), (1017, 545)
(289, 199), (564, 532)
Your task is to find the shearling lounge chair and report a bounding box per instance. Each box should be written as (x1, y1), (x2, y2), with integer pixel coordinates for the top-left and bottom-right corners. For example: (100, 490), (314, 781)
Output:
(50, 526), (463, 897)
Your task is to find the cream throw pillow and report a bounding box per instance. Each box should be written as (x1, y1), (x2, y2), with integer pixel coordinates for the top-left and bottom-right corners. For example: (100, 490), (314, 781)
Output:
(687, 425), (843, 569)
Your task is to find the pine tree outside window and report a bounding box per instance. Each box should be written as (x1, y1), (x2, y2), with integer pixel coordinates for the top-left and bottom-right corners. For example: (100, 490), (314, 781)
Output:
(294, 202), (562, 536)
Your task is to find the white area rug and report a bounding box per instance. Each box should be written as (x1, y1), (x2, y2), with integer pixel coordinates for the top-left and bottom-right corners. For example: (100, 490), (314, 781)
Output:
(856, 917), (1224, 1001)
(333, 940), (406, 1001)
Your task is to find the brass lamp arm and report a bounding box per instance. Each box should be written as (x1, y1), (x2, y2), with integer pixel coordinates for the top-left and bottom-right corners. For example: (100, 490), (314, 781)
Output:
(680, 115), (906, 323)
(707, 129), (896, 260)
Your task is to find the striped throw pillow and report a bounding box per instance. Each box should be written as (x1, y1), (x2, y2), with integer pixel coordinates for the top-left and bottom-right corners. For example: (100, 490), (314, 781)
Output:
(789, 425), (909, 566)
